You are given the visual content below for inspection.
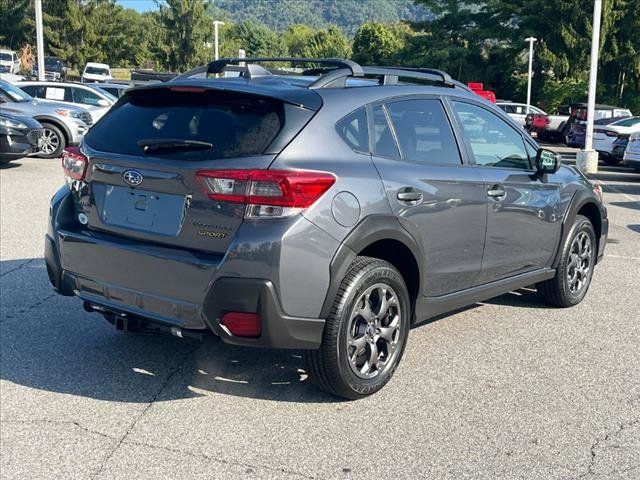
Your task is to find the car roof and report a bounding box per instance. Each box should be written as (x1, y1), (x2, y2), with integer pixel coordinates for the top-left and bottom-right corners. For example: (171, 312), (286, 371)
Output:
(85, 62), (110, 68)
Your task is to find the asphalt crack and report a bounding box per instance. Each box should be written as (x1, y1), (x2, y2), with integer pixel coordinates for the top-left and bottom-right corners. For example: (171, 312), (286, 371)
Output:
(0, 292), (56, 325)
(0, 258), (37, 278)
(1, 419), (115, 440)
(576, 418), (640, 479)
(91, 342), (201, 478)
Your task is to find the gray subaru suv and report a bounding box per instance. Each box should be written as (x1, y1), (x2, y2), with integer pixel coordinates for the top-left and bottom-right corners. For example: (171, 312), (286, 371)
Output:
(45, 58), (608, 399)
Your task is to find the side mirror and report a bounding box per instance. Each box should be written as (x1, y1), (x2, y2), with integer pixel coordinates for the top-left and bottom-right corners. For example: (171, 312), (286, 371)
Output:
(535, 148), (561, 174)
(96, 99), (110, 107)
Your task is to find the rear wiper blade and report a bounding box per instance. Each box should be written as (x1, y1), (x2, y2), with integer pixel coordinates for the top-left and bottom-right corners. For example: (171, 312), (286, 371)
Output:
(137, 138), (213, 153)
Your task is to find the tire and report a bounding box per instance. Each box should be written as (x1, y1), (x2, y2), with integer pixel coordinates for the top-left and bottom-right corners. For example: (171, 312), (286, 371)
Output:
(306, 256), (411, 399)
(38, 122), (65, 159)
(538, 215), (597, 307)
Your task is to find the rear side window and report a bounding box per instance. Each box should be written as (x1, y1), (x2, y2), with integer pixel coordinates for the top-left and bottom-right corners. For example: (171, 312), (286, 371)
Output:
(336, 107), (368, 153)
(85, 88), (285, 160)
(386, 99), (462, 165)
(372, 105), (399, 158)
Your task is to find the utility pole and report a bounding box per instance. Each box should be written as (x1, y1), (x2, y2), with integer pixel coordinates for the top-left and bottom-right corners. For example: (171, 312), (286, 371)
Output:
(35, 0), (45, 81)
(577, 0), (603, 174)
(525, 37), (537, 113)
(213, 21), (225, 60)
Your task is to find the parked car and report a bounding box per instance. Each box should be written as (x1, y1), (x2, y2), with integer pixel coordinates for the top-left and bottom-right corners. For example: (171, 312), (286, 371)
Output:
(32, 56), (66, 81)
(592, 116), (640, 164)
(467, 82), (496, 103)
(0, 112), (43, 164)
(81, 62), (112, 83)
(610, 135), (630, 163)
(45, 58), (608, 399)
(565, 103), (633, 147)
(0, 80), (89, 158)
(18, 81), (115, 122)
(0, 48), (20, 74)
(497, 102), (569, 141)
(623, 131), (640, 171)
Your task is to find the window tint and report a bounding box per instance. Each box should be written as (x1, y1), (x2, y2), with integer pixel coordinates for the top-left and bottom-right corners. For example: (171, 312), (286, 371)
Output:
(336, 107), (368, 153)
(84, 88), (285, 160)
(372, 105), (399, 158)
(72, 87), (102, 106)
(451, 101), (531, 170)
(386, 99), (461, 165)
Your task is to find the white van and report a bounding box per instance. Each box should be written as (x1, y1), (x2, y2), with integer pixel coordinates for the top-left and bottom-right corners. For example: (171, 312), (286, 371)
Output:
(0, 49), (20, 74)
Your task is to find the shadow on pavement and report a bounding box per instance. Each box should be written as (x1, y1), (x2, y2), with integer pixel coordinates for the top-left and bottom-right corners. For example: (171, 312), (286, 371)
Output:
(0, 161), (22, 170)
(609, 201), (640, 211)
(0, 258), (338, 404)
(628, 224), (640, 234)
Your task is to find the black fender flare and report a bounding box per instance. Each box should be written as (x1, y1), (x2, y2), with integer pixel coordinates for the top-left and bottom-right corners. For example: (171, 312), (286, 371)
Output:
(319, 215), (425, 319)
(551, 189), (605, 268)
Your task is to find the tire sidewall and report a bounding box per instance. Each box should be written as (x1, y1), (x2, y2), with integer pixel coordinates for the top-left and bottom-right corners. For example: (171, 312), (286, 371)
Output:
(334, 263), (411, 397)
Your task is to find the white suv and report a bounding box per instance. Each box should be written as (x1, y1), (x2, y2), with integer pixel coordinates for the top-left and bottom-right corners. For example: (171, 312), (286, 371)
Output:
(0, 49), (20, 74)
(81, 62), (112, 83)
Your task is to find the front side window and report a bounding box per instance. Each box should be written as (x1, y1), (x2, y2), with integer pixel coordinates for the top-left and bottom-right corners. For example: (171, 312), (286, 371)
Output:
(336, 107), (368, 153)
(451, 101), (531, 170)
(386, 99), (461, 166)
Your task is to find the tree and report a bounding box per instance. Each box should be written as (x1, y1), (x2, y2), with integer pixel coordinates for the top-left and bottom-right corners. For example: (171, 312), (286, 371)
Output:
(155, 0), (211, 71)
(283, 24), (315, 57)
(353, 23), (403, 65)
(302, 25), (351, 59)
(224, 20), (285, 57)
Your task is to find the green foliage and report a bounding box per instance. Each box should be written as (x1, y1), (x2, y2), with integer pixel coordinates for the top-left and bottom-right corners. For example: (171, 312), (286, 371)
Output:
(208, 0), (432, 36)
(353, 23), (403, 65)
(301, 25), (351, 59)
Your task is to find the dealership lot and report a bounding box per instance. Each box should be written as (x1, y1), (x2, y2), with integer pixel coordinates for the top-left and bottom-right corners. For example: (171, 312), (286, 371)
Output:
(1, 157), (639, 479)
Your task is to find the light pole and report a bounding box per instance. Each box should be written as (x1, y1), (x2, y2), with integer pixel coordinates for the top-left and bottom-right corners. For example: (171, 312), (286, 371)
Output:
(213, 21), (225, 60)
(34, 0), (45, 81)
(525, 37), (537, 113)
(577, 0), (603, 174)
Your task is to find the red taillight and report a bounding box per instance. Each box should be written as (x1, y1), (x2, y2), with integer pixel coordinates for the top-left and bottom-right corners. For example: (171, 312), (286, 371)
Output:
(61, 147), (88, 180)
(221, 312), (261, 337)
(195, 169), (336, 217)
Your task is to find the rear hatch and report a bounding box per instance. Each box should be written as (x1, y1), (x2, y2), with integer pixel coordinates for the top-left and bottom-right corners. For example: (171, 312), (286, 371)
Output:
(75, 83), (318, 255)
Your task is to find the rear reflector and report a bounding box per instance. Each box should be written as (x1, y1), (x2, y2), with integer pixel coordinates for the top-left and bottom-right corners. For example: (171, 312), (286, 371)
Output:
(221, 312), (261, 337)
(195, 169), (336, 217)
(62, 147), (88, 180)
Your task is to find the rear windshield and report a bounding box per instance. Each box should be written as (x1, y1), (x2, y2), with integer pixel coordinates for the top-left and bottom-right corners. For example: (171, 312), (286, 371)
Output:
(84, 88), (285, 160)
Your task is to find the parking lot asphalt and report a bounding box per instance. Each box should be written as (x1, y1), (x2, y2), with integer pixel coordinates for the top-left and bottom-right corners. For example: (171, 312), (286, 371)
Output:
(1, 156), (639, 480)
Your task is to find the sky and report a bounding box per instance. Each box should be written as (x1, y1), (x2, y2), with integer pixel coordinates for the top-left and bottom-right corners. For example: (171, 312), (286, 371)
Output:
(116, 0), (158, 12)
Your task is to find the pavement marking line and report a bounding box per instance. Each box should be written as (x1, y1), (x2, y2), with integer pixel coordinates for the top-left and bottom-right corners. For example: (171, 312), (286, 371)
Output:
(604, 183), (640, 202)
(604, 254), (640, 261)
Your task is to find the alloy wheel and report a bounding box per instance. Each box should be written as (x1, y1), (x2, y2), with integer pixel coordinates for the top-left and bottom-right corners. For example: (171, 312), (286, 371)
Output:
(567, 231), (592, 294)
(41, 128), (60, 155)
(346, 283), (403, 379)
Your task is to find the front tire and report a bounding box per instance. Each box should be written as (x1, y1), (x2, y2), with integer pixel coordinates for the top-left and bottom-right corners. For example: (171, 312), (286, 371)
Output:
(538, 215), (596, 307)
(306, 256), (411, 399)
(39, 123), (65, 159)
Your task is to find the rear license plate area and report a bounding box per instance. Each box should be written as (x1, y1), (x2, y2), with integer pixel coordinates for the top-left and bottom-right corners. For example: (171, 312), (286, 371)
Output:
(100, 186), (186, 235)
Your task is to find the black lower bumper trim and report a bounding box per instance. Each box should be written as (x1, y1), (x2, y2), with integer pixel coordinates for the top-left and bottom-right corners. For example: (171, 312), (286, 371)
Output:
(203, 277), (325, 350)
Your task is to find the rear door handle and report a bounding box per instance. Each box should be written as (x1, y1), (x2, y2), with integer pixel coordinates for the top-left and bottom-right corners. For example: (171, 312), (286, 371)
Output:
(397, 190), (423, 204)
(487, 185), (506, 198)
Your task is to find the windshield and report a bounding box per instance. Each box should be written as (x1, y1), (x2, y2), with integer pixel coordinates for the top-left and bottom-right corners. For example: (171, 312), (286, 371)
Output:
(0, 53), (12, 61)
(85, 66), (109, 75)
(87, 85), (118, 102)
(611, 116), (640, 127)
(0, 80), (32, 102)
(44, 58), (62, 69)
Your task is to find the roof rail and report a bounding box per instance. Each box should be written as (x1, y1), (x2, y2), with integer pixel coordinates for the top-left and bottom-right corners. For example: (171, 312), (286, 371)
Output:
(308, 65), (465, 90)
(206, 57), (365, 77)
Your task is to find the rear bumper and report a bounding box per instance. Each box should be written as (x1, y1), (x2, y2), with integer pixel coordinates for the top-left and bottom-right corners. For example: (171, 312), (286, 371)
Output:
(623, 152), (640, 170)
(45, 188), (325, 349)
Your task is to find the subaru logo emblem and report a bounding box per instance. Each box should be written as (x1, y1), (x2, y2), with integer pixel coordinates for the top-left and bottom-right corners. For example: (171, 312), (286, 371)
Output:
(123, 170), (143, 186)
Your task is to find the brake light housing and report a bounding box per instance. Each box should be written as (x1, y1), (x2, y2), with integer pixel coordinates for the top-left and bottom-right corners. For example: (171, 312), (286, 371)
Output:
(221, 312), (261, 337)
(195, 169), (336, 218)
(62, 147), (88, 181)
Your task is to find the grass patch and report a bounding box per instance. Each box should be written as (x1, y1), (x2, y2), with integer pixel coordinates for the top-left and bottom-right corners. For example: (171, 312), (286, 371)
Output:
(111, 68), (131, 80)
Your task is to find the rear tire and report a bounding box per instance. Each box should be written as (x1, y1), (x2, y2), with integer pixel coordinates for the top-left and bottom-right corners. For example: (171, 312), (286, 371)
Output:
(306, 256), (411, 399)
(39, 122), (65, 159)
(538, 215), (596, 307)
